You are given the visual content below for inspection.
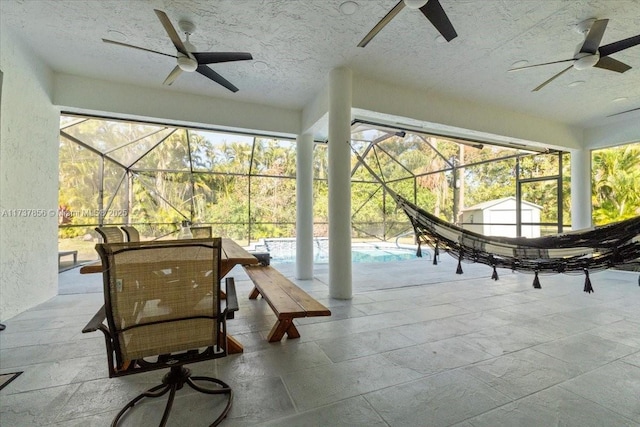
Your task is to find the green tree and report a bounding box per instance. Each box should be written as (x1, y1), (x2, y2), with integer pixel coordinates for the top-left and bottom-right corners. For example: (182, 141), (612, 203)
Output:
(592, 143), (640, 225)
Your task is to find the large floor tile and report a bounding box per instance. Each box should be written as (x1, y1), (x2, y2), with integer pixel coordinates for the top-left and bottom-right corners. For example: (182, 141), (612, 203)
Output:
(364, 369), (510, 427)
(282, 354), (423, 411)
(316, 328), (416, 362)
(258, 396), (389, 427)
(512, 312), (601, 340)
(384, 336), (493, 375)
(463, 348), (583, 399)
(0, 383), (82, 426)
(0, 336), (105, 369)
(215, 341), (332, 382)
(460, 323), (555, 357)
(0, 355), (106, 393)
(622, 350), (640, 368)
(532, 332), (638, 367)
(559, 360), (640, 422)
(465, 385), (639, 427)
(586, 319), (640, 348)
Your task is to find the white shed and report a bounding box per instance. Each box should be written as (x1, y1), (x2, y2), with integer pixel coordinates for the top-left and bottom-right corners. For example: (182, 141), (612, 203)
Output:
(460, 197), (542, 238)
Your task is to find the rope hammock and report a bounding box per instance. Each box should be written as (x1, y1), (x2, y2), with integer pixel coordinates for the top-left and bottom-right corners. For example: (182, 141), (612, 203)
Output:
(353, 151), (640, 293)
(397, 192), (640, 292)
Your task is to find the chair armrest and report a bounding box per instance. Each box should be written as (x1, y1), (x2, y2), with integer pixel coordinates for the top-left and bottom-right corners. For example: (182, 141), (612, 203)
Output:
(82, 305), (107, 333)
(225, 277), (239, 319)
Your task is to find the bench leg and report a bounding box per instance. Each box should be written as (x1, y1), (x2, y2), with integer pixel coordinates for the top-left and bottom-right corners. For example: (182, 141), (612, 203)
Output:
(226, 335), (244, 354)
(267, 319), (301, 342)
(248, 287), (261, 299)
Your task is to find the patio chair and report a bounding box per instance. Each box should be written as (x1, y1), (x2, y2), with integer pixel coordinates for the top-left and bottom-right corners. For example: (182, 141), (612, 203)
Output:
(95, 226), (124, 243)
(190, 226), (213, 238)
(82, 238), (238, 426)
(120, 225), (140, 242)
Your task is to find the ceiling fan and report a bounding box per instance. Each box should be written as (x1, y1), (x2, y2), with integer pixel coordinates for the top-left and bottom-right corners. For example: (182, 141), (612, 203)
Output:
(102, 9), (253, 92)
(509, 18), (640, 92)
(357, 0), (457, 48)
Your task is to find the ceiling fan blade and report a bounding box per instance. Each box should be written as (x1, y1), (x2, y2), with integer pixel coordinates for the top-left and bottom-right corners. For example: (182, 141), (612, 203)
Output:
(154, 9), (189, 57)
(579, 19), (608, 54)
(192, 52), (253, 65)
(508, 59), (574, 72)
(599, 34), (640, 57)
(607, 107), (640, 117)
(420, 0), (457, 41)
(163, 65), (183, 86)
(102, 39), (177, 59)
(196, 65), (239, 92)
(532, 65), (573, 92)
(594, 56), (631, 73)
(357, 0), (405, 47)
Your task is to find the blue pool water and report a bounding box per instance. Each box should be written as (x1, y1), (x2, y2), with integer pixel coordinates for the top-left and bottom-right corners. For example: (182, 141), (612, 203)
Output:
(260, 239), (417, 264)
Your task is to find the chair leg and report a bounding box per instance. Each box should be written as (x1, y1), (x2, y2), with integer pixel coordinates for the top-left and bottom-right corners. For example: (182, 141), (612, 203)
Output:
(187, 376), (233, 426)
(159, 384), (179, 427)
(110, 366), (233, 427)
(111, 383), (172, 427)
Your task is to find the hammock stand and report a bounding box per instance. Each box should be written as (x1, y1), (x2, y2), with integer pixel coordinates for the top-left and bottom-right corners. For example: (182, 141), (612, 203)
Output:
(353, 151), (640, 293)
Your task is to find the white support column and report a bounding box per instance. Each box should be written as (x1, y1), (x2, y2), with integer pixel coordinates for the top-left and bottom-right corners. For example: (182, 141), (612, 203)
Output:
(570, 148), (592, 230)
(295, 133), (314, 280)
(328, 67), (353, 299)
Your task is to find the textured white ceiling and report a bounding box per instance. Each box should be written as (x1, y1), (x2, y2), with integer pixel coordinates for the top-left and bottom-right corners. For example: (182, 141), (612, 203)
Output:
(1, 0), (640, 128)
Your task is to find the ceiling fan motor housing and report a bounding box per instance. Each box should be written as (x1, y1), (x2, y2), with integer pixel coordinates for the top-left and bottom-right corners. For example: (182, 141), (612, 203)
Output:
(573, 51), (600, 70)
(177, 55), (198, 72)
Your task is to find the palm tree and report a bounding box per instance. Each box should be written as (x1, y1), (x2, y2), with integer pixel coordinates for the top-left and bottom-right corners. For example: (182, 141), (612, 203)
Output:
(592, 143), (640, 224)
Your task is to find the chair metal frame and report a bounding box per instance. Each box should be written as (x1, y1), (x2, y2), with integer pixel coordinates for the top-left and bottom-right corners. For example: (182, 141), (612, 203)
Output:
(83, 238), (238, 426)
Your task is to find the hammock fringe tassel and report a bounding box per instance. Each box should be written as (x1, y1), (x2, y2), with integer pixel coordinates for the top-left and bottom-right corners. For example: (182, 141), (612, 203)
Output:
(416, 242), (422, 258)
(532, 271), (541, 289)
(456, 251), (463, 275)
(491, 265), (499, 281)
(433, 243), (438, 266)
(583, 269), (594, 293)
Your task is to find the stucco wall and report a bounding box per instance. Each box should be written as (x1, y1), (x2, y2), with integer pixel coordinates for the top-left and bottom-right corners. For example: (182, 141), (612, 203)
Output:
(0, 28), (59, 321)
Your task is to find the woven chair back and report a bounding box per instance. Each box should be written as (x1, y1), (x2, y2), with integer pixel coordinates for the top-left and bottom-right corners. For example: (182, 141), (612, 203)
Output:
(96, 238), (222, 362)
(96, 226), (125, 243)
(120, 226), (140, 242)
(190, 226), (213, 238)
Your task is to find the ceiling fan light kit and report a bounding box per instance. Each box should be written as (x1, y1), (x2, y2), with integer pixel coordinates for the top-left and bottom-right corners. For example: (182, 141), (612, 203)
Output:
(573, 52), (600, 70)
(177, 55), (198, 72)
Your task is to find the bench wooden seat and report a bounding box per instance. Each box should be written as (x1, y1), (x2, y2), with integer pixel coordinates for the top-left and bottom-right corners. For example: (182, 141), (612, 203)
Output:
(58, 250), (78, 266)
(244, 265), (331, 343)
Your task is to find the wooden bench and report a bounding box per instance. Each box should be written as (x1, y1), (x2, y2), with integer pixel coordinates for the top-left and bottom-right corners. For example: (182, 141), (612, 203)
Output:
(244, 265), (331, 342)
(58, 250), (78, 266)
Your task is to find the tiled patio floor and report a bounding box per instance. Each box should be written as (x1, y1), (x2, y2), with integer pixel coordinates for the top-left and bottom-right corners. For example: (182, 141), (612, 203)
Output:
(2, 254), (639, 426)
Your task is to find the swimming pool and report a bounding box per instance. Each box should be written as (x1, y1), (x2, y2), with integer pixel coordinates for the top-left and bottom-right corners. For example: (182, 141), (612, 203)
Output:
(255, 238), (418, 264)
